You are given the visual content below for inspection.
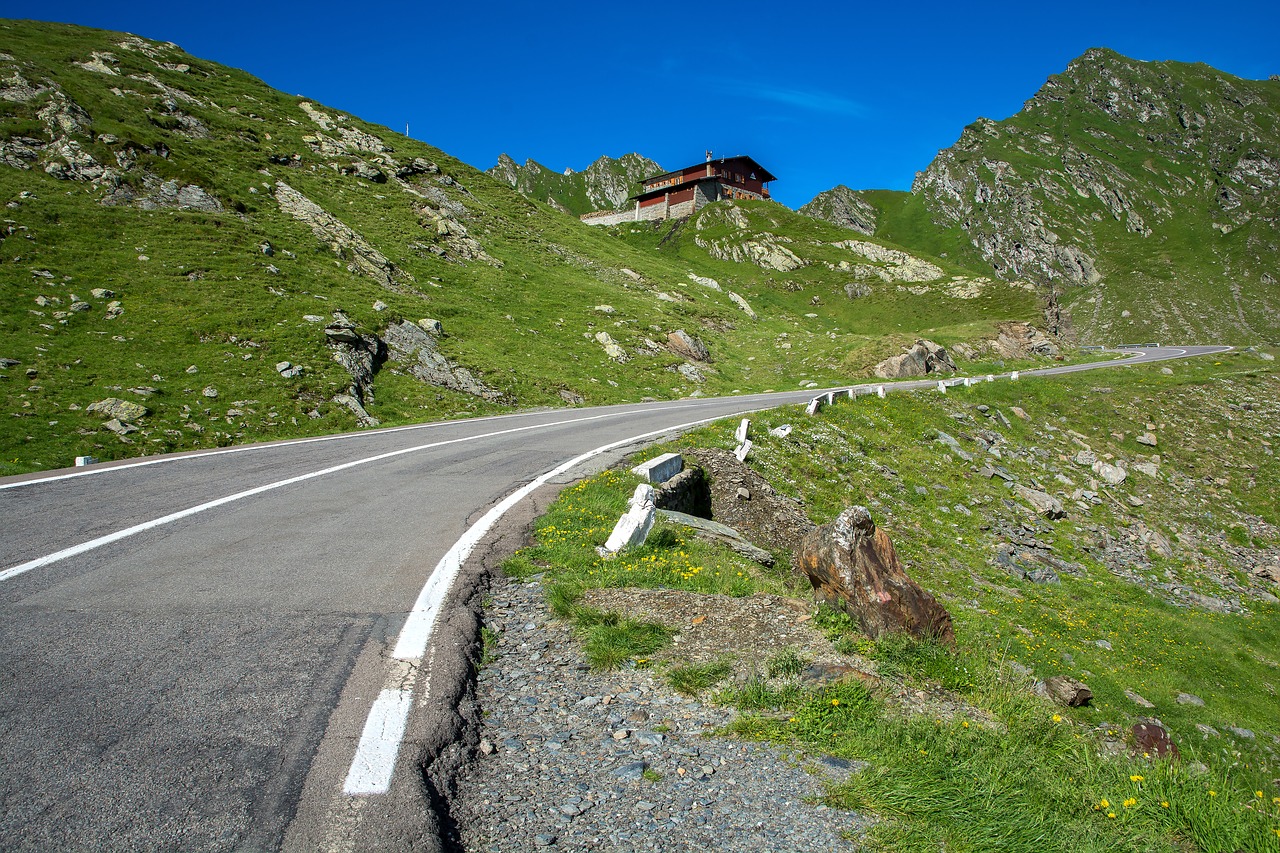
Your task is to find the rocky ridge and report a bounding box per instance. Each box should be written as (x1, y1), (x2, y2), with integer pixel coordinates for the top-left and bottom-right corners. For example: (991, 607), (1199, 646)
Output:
(489, 152), (661, 216)
(906, 48), (1280, 342)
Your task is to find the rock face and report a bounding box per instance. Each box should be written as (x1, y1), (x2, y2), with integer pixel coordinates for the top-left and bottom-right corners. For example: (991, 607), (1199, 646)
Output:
(798, 185), (878, 235)
(666, 330), (710, 363)
(275, 181), (410, 291)
(324, 312), (384, 425)
(873, 339), (957, 379)
(489, 152), (661, 216)
(909, 47), (1280, 342)
(796, 506), (956, 647)
(384, 320), (505, 402)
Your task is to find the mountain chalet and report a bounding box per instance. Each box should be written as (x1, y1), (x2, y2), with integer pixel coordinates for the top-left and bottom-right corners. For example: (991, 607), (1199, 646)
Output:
(580, 154), (777, 226)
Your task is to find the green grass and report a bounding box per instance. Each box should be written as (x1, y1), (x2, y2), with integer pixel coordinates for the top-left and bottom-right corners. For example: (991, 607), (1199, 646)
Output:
(506, 353), (1280, 850)
(667, 657), (735, 695)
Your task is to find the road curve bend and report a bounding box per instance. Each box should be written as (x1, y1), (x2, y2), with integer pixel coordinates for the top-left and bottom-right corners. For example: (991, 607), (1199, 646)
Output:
(0, 343), (1230, 851)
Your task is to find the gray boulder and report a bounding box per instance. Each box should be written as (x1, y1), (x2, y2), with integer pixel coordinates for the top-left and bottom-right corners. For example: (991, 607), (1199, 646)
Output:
(87, 397), (148, 421)
(667, 330), (711, 362)
(873, 339), (957, 379)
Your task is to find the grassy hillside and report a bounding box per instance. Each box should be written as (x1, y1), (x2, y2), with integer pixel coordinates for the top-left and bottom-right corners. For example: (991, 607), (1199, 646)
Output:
(802, 50), (1280, 345)
(506, 348), (1280, 851)
(0, 20), (1052, 475)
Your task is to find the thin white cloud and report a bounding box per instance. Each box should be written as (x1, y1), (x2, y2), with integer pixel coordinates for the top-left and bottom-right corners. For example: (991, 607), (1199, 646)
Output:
(710, 78), (867, 116)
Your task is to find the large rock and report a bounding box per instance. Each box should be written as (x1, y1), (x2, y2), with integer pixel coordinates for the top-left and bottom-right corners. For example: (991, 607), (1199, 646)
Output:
(1041, 675), (1093, 706)
(1013, 484), (1065, 519)
(873, 339), (957, 380)
(385, 319), (505, 401)
(796, 506), (955, 647)
(657, 510), (775, 567)
(667, 330), (710, 362)
(87, 398), (148, 421)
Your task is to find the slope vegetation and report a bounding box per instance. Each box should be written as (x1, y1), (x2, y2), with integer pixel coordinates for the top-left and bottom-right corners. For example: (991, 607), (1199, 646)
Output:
(807, 49), (1280, 345)
(0, 20), (1045, 475)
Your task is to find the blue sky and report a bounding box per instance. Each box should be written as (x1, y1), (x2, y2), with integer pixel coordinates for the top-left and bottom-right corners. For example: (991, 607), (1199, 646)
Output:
(9, 0), (1279, 208)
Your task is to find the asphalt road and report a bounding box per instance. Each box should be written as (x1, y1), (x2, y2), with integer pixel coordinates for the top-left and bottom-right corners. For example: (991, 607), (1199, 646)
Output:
(0, 345), (1230, 851)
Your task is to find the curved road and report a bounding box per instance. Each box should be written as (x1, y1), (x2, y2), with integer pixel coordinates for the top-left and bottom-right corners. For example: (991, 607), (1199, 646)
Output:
(0, 345), (1229, 851)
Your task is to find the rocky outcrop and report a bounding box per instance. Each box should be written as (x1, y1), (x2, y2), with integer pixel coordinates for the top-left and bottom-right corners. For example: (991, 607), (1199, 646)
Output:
(384, 320), (506, 402)
(666, 330), (710, 363)
(87, 398), (148, 422)
(872, 339), (957, 379)
(324, 312), (384, 423)
(799, 185), (878, 235)
(909, 46), (1280, 340)
(797, 506), (955, 647)
(695, 233), (805, 272)
(826, 240), (943, 283)
(274, 181), (412, 291)
(489, 152), (661, 216)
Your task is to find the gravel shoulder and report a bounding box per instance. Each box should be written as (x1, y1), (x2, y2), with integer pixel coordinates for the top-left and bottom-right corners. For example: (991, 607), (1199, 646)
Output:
(451, 574), (870, 852)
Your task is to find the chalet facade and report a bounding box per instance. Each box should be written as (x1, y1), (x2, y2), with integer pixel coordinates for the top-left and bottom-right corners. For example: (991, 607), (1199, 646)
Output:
(581, 154), (776, 226)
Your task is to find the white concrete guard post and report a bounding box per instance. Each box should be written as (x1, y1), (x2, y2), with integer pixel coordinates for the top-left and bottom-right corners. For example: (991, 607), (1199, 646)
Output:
(734, 419), (750, 444)
(603, 484), (657, 553)
(937, 381), (947, 393)
(847, 389), (856, 400)
(631, 452), (683, 484)
(74, 456), (97, 467)
(805, 398), (821, 415)
(825, 392), (835, 405)
(877, 386), (886, 398)
(734, 439), (753, 462)
(1011, 371), (1020, 381)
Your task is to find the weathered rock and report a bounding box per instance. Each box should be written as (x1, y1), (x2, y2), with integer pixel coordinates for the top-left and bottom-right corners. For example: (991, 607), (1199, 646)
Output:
(1042, 675), (1092, 707)
(796, 506), (955, 647)
(798, 185), (878, 235)
(873, 339), (957, 380)
(332, 392), (379, 427)
(667, 330), (710, 362)
(274, 180), (411, 291)
(1013, 484), (1065, 519)
(657, 510), (775, 567)
(1092, 459), (1127, 485)
(728, 291), (756, 319)
(1124, 689), (1155, 708)
(86, 397), (148, 421)
(1136, 432), (1158, 447)
(324, 312), (384, 408)
(1132, 721), (1179, 759)
(1175, 692), (1204, 706)
(384, 319), (504, 401)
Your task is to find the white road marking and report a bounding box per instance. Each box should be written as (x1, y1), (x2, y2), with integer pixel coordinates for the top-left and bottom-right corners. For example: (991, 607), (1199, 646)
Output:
(0, 409), (668, 583)
(342, 411), (736, 797)
(342, 689), (414, 795)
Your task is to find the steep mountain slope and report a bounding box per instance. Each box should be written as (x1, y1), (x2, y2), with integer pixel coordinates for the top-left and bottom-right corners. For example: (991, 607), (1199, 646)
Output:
(807, 49), (1280, 344)
(0, 20), (1045, 475)
(797, 185), (878, 235)
(488, 152), (660, 216)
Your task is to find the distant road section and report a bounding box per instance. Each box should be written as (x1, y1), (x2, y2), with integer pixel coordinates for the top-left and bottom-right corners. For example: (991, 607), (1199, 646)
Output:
(0, 344), (1230, 851)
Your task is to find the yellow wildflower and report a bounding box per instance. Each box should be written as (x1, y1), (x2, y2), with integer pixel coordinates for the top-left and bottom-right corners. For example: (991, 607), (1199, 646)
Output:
(1130, 775), (1144, 783)
(1052, 714), (1062, 723)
